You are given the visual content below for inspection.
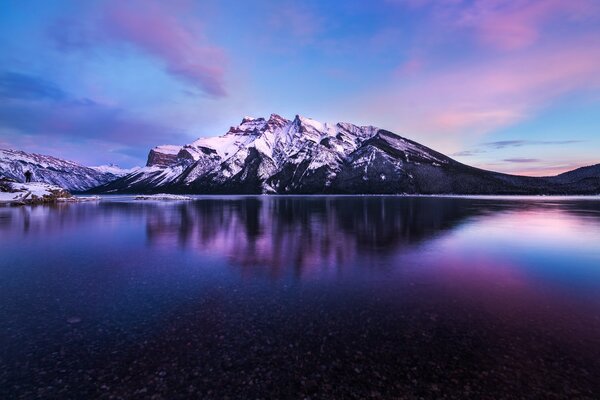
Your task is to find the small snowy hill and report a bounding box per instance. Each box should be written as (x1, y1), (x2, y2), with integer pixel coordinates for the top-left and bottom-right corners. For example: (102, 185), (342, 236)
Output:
(0, 181), (71, 204)
(0, 149), (124, 191)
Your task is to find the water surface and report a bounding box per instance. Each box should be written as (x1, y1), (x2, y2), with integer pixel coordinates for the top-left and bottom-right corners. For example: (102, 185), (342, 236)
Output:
(1, 196), (600, 399)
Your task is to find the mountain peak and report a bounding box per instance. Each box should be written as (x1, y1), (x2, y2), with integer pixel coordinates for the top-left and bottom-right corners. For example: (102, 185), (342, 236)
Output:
(291, 114), (330, 135)
(241, 116), (257, 123)
(268, 113), (286, 120)
(266, 113), (290, 130)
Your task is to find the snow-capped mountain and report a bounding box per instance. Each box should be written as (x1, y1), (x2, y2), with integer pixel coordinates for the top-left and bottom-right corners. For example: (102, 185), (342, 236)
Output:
(91, 114), (378, 193)
(0, 149), (124, 191)
(89, 114), (600, 195)
(91, 164), (139, 177)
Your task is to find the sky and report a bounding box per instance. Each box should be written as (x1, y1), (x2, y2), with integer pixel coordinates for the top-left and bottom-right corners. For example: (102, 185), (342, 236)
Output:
(0, 0), (599, 175)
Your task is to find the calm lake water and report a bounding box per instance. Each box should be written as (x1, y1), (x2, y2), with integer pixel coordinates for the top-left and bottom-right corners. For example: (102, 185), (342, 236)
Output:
(1, 196), (600, 399)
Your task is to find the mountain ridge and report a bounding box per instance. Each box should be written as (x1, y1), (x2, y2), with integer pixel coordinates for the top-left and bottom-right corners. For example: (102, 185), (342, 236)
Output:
(87, 114), (600, 195)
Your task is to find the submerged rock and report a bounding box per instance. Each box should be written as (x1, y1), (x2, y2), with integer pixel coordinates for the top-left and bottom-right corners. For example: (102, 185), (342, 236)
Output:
(57, 195), (101, 202)
(134, 193), (192, 201)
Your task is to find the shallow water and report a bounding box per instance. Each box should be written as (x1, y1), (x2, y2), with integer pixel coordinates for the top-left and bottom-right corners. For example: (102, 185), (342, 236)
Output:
(1, 196), (600, 399)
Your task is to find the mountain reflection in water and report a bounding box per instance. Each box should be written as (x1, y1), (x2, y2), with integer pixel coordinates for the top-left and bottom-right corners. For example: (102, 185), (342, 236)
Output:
(144, 197), (475, 276)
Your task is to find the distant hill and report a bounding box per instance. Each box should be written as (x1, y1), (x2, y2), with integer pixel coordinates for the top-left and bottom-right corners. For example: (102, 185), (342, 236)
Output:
(0, 149), (133, 191)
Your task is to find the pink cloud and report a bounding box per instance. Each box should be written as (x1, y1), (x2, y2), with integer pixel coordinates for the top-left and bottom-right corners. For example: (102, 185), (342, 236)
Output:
(457, 0), (599, 50)
(358, 35), (600, 144)
(394, 58), (424, 77)
(389, 0), (599, 50)
(474, 160), (597, 177)
(386, 0), (464, 7)
(101, 0), (226, 97)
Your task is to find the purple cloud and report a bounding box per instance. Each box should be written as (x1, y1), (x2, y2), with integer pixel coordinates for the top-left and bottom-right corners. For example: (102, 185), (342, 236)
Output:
(0, 71), (191, 165)
(503, 158), (540, 163)
(0, 72), (68, 101)
(450, 149), (486, 157)
(484, 140), (584, 149)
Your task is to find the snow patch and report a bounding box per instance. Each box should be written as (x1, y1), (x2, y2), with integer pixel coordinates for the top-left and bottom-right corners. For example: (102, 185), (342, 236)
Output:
(153, 145), (181, 155)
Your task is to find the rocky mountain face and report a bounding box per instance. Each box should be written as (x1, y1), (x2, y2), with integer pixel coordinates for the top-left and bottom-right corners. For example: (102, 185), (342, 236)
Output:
(0, 149), (132, 191)
(89, 114), (600, 195)
(146, 145), (181, 167)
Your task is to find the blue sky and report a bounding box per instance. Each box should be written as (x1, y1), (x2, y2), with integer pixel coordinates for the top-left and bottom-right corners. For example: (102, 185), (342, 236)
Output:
(0, 0), (599, 175)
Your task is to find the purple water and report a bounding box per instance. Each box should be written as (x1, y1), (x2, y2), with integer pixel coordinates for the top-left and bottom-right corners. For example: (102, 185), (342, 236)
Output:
(1, 196), (600, 398)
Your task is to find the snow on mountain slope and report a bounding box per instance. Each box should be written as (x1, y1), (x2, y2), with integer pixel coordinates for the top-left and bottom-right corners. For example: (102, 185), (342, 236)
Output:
(91, 164), (139, 176)
(0, 149), (122, 191)
(88, 114), (425, 194)
(87, 114), (600, 195)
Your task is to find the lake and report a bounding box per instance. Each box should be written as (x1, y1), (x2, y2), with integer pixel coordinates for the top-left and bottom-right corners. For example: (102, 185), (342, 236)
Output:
(1, 196), (600, 399)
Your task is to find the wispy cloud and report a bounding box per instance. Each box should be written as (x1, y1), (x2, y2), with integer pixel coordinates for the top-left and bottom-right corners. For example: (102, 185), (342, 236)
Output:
(450, 149), (486, 157)
(484, 140), (584, 149)
(502, 158), (540, 163)
(451, 139), (584, 164)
